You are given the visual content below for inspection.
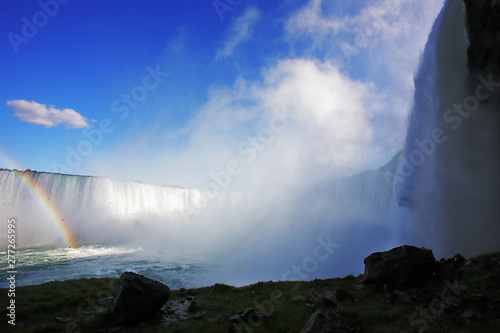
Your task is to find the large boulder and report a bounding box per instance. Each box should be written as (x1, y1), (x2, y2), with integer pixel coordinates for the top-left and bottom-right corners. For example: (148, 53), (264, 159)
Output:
(363, 245), (436, 289)
(112, 271), (171, 324)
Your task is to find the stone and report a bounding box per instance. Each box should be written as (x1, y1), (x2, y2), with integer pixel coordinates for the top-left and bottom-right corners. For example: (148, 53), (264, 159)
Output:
(334, 288), (355, 303)
(363, 245), (436, 289)
(112, 271), (171, 324)
(300, 310), (356, 333)
(187, 301), (198, 313)
(322, 295), (337, 308)
(229, 307), (270, 331)
(54, 317), (72, 323)
(451, 253), (466, 268)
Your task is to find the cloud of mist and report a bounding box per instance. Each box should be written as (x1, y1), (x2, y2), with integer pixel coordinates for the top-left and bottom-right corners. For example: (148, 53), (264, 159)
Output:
(90, 1), (445, 282)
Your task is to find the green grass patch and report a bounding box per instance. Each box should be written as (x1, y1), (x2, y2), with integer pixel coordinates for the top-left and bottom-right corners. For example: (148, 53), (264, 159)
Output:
(0, 252), (499, 332)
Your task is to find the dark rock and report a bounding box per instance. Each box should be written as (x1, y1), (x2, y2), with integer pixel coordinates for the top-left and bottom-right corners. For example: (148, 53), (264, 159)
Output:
(112, 271), (171, 324)
(54, 316), (72, 323)
(229, 308), (264, 324)
(187, 301), (198, 313)
(334, 288), (355, 303)
(229, 308), (270, 331)
(436, 254), (465, 282)
(300, 310), (356, 333)
(322, 295), (337, 308)
(363, 245), (436, 289)
(451, 253), (466, 268)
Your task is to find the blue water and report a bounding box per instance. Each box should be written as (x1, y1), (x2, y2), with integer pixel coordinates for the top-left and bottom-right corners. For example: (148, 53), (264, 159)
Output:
(0, 244), (217, 289)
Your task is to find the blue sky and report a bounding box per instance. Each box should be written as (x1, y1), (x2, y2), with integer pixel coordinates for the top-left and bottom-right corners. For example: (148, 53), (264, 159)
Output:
(0, 0), (444, 188)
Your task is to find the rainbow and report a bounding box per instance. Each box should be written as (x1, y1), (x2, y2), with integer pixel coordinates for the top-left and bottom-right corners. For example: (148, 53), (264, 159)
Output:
(0, 151), (78, 248)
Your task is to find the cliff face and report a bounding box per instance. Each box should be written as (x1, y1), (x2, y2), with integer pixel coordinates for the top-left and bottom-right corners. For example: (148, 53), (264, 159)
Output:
(464, 0), (500, 72)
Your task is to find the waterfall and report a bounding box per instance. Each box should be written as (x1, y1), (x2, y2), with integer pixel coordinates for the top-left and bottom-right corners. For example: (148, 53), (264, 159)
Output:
(397, 0), (500, 257)
(0, 170), (240, 248)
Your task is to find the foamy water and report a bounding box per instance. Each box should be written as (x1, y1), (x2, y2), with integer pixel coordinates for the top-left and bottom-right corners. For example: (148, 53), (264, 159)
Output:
(0, 244), (217, 289)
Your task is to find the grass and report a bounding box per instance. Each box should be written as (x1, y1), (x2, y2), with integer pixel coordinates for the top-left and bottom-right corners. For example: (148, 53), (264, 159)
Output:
(1, 252), (499, 332)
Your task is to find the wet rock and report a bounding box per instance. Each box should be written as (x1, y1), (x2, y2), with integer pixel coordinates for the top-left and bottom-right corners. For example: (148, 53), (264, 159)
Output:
(363, 245), (436, 289)
(334, 288), (355, 303)
(187, 301), (198, 313)
(322, 295), (337, 308)
(112, 271), (171, 324)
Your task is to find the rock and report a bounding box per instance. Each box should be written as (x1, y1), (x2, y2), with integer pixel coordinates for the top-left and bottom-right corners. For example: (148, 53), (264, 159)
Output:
(322, 295), (337, 308)
(334, 288), (355, 303)
(229, 308), (269, 330)
(451, 253), (466, 268)
(112, 271), (171, 324)
(187, 301), (198, 313)
(54, 316), (72, 323)
(300, 310), (356, 333)
(437, 253), (467, 281)
(363, 245), (436, 289)
(229, 308), (261, 324)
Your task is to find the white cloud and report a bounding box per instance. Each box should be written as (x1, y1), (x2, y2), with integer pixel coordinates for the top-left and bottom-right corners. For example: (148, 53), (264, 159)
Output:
(215, 7), (261, 59)
(105, 57), (386, 189)
(6, 99), (91, 129)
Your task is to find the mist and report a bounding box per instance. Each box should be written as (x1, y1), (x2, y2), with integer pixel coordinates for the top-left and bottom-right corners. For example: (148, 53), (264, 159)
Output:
(5, 0), (497, 288)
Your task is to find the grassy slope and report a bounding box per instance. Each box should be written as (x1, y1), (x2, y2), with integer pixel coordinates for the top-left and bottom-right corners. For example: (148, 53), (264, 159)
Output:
(0, 252), (499, 333)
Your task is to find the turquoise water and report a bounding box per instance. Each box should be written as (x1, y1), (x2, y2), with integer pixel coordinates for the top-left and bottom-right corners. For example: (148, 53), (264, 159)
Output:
(0, 244), (216, 289)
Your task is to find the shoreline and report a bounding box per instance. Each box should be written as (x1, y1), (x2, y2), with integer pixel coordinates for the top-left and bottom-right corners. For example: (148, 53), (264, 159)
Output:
(1, 249), (499, 332)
